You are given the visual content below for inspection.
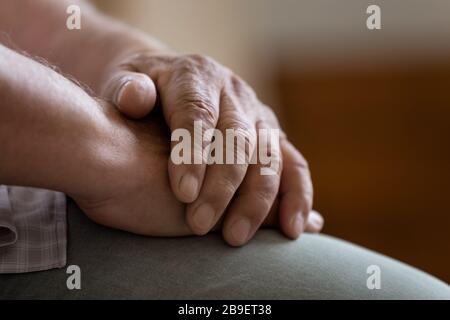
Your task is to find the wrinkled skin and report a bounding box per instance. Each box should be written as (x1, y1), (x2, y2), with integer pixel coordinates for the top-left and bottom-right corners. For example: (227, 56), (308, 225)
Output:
(99, 52), (323, 246)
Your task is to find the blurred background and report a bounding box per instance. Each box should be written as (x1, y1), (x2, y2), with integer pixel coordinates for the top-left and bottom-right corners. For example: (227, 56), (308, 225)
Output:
(94, 0), (450, 282)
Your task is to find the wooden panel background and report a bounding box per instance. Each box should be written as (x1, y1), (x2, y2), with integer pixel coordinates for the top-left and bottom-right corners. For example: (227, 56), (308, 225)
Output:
(276, 62), (450, 282)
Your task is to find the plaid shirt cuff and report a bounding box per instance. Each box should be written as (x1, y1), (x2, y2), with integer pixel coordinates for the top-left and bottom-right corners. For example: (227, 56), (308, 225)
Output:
(0, 186), (67, 273)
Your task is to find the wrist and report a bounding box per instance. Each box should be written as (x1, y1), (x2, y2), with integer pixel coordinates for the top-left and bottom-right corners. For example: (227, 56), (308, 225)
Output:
(60, 100), (129, 200)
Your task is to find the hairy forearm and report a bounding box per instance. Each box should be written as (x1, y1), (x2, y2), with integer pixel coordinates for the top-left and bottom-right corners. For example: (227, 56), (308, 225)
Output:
(0, 44), (192, 235)
(0, 0), (168, 92)
(0, 0), (97, 57)
(0, 44), (110, 195)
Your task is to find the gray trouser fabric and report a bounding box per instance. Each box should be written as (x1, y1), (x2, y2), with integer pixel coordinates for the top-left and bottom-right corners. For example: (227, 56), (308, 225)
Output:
(0, 199), (448, 299)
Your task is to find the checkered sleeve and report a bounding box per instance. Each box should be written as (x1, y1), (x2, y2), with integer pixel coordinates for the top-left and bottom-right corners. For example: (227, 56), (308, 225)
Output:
(0, 186), (67, 273)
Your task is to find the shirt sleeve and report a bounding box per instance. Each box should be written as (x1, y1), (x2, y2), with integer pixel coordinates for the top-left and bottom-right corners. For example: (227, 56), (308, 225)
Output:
(0, 186), (18, 248)
(0, 186), (67, 273)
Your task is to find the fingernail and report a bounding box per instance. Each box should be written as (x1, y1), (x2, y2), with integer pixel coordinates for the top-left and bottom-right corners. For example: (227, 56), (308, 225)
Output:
(116, 81), (131, 104)
(230, 218), (251, 244)
(309, 211), (324, 230)
(192, 203), (215, 232)
(179, 173), (199, 202)
(291, 212), (304, 236)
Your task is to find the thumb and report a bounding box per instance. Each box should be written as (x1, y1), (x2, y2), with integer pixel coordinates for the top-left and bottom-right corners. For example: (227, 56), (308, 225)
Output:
(102, 70), (157, 119)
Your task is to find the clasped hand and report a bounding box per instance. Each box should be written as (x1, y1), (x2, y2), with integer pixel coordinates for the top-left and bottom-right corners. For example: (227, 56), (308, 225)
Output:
(77, 51), (323, 246)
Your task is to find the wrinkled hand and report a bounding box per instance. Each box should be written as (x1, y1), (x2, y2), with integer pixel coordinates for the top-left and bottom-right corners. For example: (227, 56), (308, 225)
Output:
(100, 52), (324, 246)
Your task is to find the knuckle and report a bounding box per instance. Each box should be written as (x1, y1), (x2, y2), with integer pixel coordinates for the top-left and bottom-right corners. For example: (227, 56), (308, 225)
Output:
(229, 74), (257, 101)
(293, 160), (313, 194)
(181, 54), (221, 78)
(185, 53), (217, 69)
(287, 147), (310, 171)
(300, 180), (314, 210)
(302, 186), (313, 204)
(179, 54), (228, 87)
(262, 104), (277, 120)
(294, 156), (309, 171)
(173, 95), (219, 128)
(220, 112), (253, 132)
(259, 105), (281, 129)
(254, 180), (278, 208)
(220, 115), (256, 162)
(239, 129), (257, 161)
(214, 173), (243, 199)
(187, 100), (218, 125)
(171, 61), (196, 79)
(232, 123), (254, 142)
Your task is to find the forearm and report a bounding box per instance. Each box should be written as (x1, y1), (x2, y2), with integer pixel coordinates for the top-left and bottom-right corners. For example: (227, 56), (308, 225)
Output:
(0, 44), (110, 196)
(0, 0), (168, 92)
